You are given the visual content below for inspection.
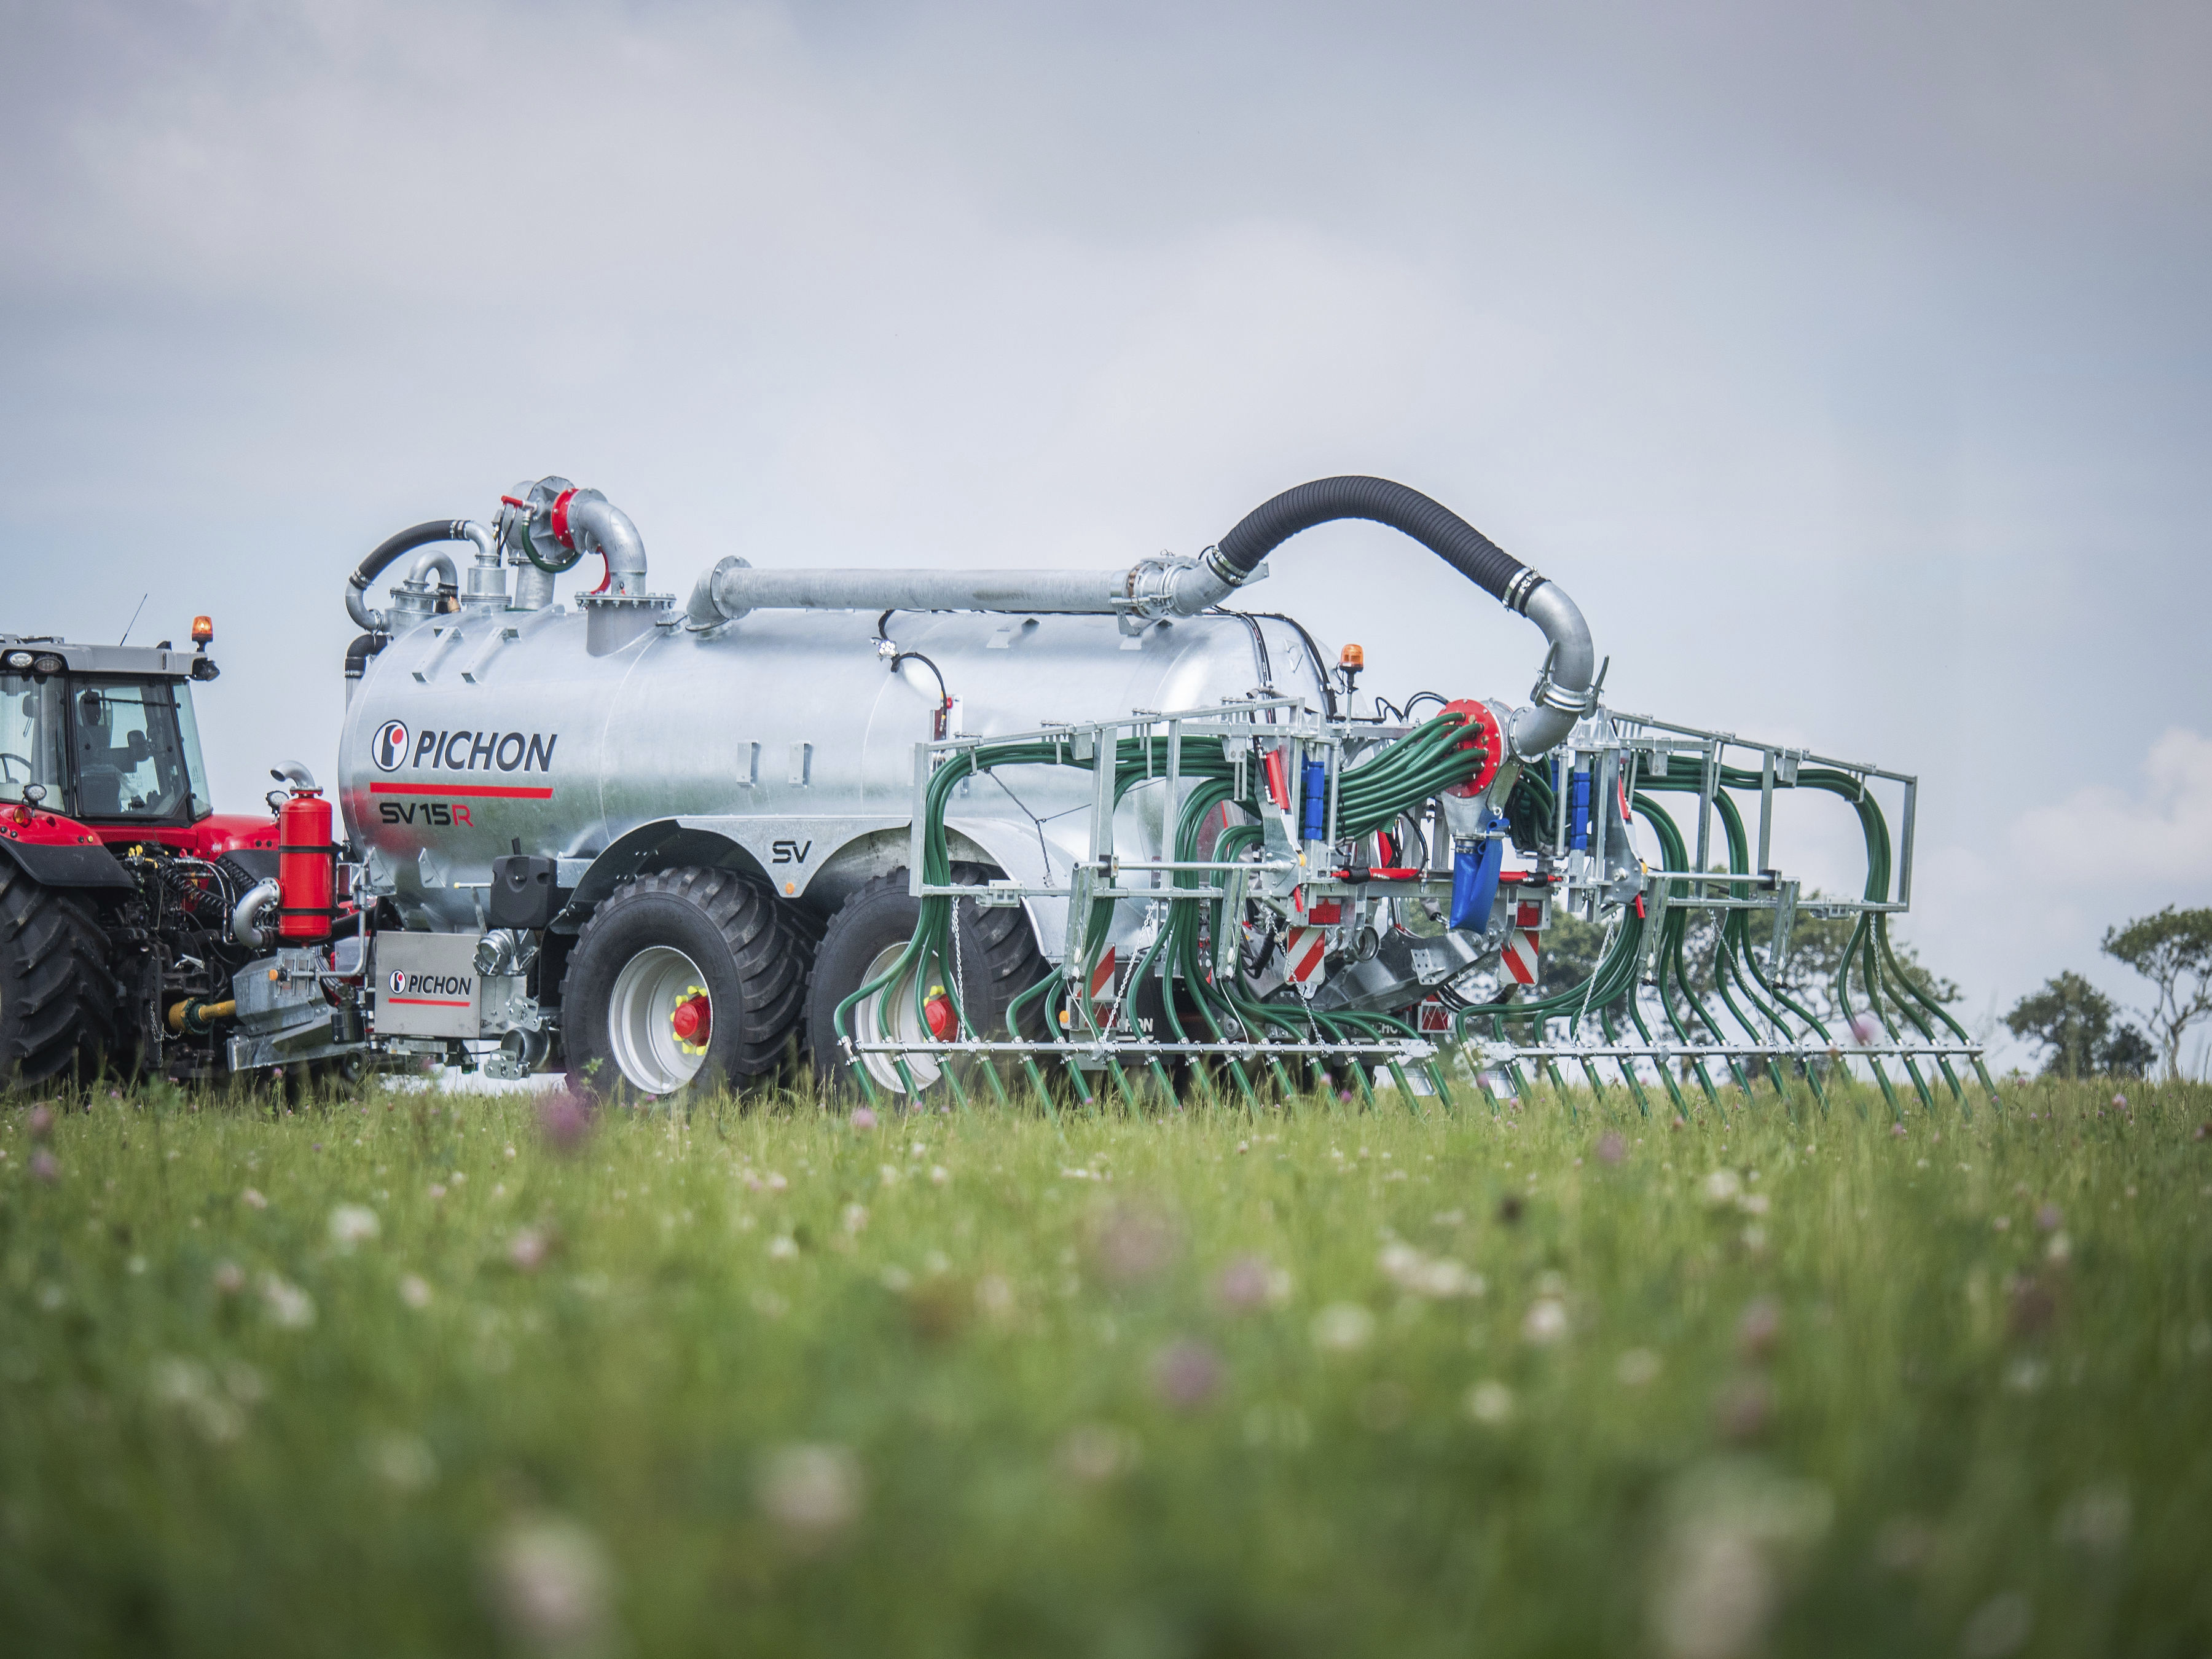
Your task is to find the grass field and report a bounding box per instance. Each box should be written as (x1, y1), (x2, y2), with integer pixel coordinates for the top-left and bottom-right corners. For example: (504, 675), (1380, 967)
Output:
(2, 1073), (2208, 1658)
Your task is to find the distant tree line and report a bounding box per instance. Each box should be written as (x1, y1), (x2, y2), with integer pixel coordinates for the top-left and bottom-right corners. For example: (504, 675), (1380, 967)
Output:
(2003, 906), (2212, 1081)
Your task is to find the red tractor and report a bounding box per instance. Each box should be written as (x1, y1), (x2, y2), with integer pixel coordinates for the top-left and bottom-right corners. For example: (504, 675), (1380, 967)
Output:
(0, 623), (335, 1089)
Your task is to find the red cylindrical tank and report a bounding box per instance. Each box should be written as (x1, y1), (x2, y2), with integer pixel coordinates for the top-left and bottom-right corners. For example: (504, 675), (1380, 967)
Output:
(276, 788), (335, 943)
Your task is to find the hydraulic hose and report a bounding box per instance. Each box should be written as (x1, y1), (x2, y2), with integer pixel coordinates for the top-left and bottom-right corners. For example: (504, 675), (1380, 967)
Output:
(345, 519), (492, 632)
(342, 632), (387, 704)
(1215, 476), (1525, 596)
(1212, 478), (1594, 761)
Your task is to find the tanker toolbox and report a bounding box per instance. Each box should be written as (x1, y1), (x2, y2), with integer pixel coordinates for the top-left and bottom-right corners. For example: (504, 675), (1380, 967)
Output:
(372, 932), (484, 1038)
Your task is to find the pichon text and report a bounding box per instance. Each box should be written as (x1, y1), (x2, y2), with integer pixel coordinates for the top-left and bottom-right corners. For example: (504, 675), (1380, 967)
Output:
(371, 721), (559, 774)
(410, 730), (556, 772)
(390, 970), (476, 998)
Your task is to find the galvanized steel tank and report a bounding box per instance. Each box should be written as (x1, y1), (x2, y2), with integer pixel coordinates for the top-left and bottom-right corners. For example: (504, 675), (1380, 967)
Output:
(337, 593), (1330, 951)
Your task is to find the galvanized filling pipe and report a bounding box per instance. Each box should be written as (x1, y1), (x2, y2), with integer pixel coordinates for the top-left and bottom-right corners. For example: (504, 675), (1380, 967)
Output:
(683, 475), (1595, 759)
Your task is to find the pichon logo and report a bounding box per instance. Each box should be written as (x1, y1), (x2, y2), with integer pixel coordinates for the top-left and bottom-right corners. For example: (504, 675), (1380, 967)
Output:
(371, 720), (410, 771)
(388, 970), (475, 998)
(371, 726), (561, 774)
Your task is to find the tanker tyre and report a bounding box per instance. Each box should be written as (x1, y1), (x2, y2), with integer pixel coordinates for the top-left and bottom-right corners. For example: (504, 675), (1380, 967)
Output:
(0, 863), (133, 1094)
(804, 868), (1051, 1101)
(561, 867), (809, 1102)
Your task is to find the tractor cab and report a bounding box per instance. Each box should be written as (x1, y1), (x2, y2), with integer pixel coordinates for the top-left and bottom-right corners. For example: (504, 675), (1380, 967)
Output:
(1, 635), (218, 830)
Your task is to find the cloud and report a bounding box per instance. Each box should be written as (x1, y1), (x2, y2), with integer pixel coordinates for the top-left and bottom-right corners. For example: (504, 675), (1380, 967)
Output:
(1910, 728), (2212, 1064)
(2012, 728), (2212, 893)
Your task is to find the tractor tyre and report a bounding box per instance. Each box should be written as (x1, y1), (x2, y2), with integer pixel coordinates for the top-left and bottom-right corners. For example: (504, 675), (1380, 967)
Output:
(0, 861), (133, 1092)
(561, 867), (810, 1102)
(804, 867), (1050, 1100)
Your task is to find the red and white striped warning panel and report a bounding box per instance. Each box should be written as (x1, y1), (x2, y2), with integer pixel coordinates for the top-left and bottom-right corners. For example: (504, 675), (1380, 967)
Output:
(1283, 927), (1329, 984)
(1418, 1000), (1453, 1033)
(1089, 947), (1118, 1002)
(1501, 928), (1540, 986)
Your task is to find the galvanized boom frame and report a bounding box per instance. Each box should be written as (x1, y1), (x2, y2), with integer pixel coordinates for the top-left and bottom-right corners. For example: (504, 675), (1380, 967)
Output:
(842, 693), (1990, 1118)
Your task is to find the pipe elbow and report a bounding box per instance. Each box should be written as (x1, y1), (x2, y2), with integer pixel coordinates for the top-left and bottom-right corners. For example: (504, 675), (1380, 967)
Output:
(401, 547), (460, 590)
(345, 581), (383, 632)
(232, 877), (280, 950)
(1506, 580), (1596, 759)
(1160, 547), (1247, 617)
(691, 555), (751, 627)
(457, 519), (497, 566)
(567, 493), (648, 596)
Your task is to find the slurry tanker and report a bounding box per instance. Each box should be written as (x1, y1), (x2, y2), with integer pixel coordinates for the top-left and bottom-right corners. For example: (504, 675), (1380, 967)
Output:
(0, 475), (1988, 1114)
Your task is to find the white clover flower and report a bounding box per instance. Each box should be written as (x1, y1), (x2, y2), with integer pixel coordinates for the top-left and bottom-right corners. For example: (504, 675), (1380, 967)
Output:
(259, 1273), (316, 1330)
(1378, 1242), (1484, 1300)
(1617, 1347), (1663, 1387)
(1311, 1303), (1376, 1353)
(1465, 1380), (1514, 1425)
(1057, 1422), (1140, 1483)
(975, 1274), (1016, 1320)
(757, 1444), (865, 1541)
(1521, 1297), (1569, 1345)
(327, 1203), (380, 1252)
(365, 1432), (438, 1492)
(488, 1517), (613, 1653)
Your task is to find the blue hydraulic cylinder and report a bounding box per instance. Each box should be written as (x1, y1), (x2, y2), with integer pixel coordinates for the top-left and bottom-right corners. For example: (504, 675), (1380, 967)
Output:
(1300, 757), (1328, 842)
(1570, 768), (1592, 852)
(1449, 829), (1507, 932)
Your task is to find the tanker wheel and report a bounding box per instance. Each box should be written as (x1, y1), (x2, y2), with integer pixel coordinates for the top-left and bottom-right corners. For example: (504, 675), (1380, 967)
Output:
(804, 868), (1050, 1100)
(0, 862), (134, 1092)
(562, 868), (810, 1101)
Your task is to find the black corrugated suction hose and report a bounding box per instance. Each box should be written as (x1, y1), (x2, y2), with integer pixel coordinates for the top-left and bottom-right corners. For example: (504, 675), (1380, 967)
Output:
(348, 519), (473, 595)
(343, 632), (386, 681)
(1216, 476), (1530, 605)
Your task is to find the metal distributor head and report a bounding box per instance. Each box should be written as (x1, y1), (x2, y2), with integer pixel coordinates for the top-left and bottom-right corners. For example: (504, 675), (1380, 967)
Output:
(498, 477), (584, 575)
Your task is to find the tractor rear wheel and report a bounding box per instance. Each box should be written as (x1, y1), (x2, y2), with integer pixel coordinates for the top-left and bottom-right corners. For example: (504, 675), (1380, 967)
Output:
(561, 867), (810, 1101)
(804, 868), (1050, 1099)
(0, 863), (133, 1092)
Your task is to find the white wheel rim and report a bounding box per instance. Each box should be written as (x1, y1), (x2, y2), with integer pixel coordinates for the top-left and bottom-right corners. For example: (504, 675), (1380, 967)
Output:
(606, 945), (714, 1096)
(852, 943), (942, 1094)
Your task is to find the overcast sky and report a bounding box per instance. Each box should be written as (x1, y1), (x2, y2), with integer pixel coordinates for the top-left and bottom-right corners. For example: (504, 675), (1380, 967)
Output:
(6, 0), (2208, 1068)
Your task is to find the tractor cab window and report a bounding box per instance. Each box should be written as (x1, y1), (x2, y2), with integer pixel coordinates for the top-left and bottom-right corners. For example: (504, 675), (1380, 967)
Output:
(66, 678), (212, 823)
(0, 674), (68, 806)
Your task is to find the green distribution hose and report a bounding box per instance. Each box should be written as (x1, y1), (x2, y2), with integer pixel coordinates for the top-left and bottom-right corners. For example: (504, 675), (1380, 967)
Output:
(1449, 752), (1987, 1121)
(836, 712), (1485, 1107)
(1634, 756), (1994, 1115)
(832, 712), (1989, 1119)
